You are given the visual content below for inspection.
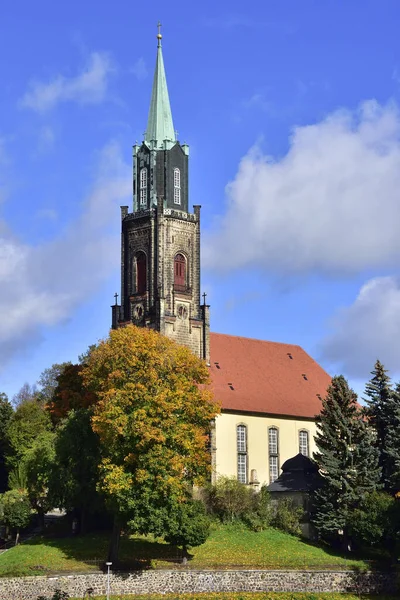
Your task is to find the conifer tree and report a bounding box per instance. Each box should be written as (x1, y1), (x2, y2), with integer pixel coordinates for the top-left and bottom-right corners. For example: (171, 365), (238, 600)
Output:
(313, 375), (380, 544)
(383, 381), (400, 493)
(364, 360), (400, 492)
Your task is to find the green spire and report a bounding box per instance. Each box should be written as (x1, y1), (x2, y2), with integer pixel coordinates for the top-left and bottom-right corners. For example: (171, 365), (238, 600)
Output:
(145, 24), (175, 147)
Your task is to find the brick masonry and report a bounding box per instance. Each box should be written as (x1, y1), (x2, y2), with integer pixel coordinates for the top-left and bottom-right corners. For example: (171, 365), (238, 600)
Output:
(0, 569), (396, 599)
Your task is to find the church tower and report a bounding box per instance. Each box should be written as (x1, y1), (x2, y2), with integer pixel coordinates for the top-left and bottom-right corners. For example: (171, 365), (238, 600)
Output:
(111, 26), (210, 362)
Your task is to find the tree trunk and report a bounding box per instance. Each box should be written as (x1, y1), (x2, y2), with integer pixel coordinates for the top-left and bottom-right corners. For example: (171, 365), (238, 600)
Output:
(15, 529), (20, 546)
(80, 507), (87, 535)
(37, 509), (45, 531)
(108, 518), (121, 564)
(182, 545), (188, 565)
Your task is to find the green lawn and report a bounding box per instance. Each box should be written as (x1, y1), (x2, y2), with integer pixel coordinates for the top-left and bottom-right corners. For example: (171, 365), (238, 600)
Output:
(0, 524), (380, 578)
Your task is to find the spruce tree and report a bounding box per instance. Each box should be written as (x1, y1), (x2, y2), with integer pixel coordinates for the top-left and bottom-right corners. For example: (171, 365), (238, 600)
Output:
(313, 375), (380, 544)
(383, 382), (400, 493)
(364, 360), (400, 492)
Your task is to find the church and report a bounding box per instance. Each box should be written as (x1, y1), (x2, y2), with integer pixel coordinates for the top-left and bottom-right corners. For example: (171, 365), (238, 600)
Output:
(111, 28), (331, 488)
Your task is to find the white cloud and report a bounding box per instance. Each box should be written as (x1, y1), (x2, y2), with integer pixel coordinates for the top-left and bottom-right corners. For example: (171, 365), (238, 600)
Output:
(0, 141), (131, 366)
(20, 52), (114, 113)
(130, 57), (148, 81)
(204, 100), (400, 275)
(320, 276), (400, 379)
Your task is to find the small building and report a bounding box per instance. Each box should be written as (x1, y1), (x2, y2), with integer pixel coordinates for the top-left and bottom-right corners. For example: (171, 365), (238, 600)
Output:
(267, 453), (323, 537)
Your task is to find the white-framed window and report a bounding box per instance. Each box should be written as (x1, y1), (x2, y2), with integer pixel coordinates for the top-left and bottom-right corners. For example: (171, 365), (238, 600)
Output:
(174, 168), (181, 205)
(237, 424), (247, 484)
(299, 430), (309, 457)
(140, 168), (147, 206)
(269, 455), (279, 483)
(268, 427), (279, 483)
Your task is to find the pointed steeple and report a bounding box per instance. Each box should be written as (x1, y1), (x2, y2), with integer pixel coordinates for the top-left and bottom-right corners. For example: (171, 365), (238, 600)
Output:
(145, 23), (176, 147)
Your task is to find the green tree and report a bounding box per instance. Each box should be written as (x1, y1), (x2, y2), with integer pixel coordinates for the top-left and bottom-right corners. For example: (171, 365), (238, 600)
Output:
(313, 375), (380, 547)
(0, 393), (13, 492)
(24, 432), (55, 527)
(0, 489), (31, 544)
(82, 325), (220, 563)
(6, 400), (52, 469)
(51, 409), (102, 533)
(364, 360), (400, 492)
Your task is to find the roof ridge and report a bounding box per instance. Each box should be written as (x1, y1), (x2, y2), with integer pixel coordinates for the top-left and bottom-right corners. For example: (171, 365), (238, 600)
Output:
(210, 331), (303, 350)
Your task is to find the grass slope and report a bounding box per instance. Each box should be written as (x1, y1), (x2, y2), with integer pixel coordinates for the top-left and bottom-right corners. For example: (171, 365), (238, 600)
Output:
(0, 525), (374, 578)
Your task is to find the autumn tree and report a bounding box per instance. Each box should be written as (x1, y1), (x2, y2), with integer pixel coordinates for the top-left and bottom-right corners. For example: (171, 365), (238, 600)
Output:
(47, 364), (96, 425)
(82, 325), (220, 562)
(36, 362), (71, 407)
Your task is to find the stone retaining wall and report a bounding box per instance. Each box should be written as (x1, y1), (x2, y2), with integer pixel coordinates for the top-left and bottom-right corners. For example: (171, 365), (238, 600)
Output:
(0, 569), (396, 599)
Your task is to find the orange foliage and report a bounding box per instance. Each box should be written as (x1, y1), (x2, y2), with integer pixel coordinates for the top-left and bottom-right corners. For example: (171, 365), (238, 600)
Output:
(81, 325), (220, 513)
(46, 363), (97, 423)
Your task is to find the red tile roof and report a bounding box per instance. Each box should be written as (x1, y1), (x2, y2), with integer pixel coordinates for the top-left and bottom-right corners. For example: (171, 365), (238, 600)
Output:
(209, 333), (331, 419)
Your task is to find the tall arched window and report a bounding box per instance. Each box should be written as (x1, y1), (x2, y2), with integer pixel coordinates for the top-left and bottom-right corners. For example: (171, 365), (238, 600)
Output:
(299, 430), (309, 457)
(174, 253), (186, 289)
(136, 252), (147, 294)
(237, 424), (247, 484)
(268, 427), (279, 483)
(140, 168), (147, 206)
(173, 168), (181, 205)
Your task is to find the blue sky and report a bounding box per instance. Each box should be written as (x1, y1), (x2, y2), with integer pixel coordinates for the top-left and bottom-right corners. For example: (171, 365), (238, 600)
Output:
(1, 0), (400, 400)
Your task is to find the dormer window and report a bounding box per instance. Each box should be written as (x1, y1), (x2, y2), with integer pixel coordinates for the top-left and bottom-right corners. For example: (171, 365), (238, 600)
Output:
(140, 168), (147, 206)
(173, 168), (181, 205)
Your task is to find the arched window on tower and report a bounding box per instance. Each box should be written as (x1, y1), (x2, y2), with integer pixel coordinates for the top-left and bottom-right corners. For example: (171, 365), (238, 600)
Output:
(173, 168), (181, 205)
(140, 168), (147, 206)
(136, 252), (147, 295)
(174, 253), (186, 291)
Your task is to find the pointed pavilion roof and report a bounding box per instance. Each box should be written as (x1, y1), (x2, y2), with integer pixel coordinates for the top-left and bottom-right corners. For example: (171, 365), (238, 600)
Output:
(145, 28), (175, 146)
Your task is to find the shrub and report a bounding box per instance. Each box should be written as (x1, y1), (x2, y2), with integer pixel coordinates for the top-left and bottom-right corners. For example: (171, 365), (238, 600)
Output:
(348, 491), (394, 549)
(272, 497), (303, 536)
(164, 499), (211, 560)
(242, 486), (272, 531)
(207, 476), (255, 522)
(37, 591), (69, 600)
(0, 489), (31, 544)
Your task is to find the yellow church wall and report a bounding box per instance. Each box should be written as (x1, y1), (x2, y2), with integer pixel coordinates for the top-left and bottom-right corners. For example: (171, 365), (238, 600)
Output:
(214, 411), (318, 486)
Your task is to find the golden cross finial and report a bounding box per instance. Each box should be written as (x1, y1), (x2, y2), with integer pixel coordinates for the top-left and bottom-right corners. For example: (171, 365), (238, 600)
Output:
(157, 21), (162, 46)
